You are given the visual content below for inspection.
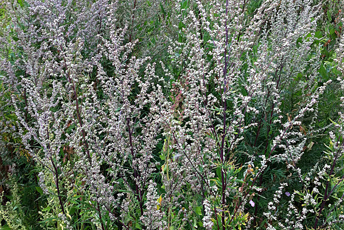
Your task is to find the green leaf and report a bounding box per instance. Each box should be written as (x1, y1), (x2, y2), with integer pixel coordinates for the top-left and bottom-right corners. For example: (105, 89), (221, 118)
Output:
(181, 0), (188, 9)
(159, 154), (165, 160)
(69, 206), (77, 215)
(135, 222), (142, 229)
(318, 65), (327, 78)
(160, 3), (166, 16)
(315, 31), (322, 39)
(36, 186), (43, 195)
(327, 11), (332, 22)
(194, 206), (202, 216)
(0, 224), (12, 230)
(42, 206), (52, 212)
(216, 166), (222, 178)
(178, 22), (185, 30)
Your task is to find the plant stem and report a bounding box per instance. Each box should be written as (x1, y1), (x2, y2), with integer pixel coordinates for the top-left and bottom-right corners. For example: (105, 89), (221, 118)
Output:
(220, 0), (229, 228)
(126, 118), (144, 216)
(50, 158), (66, 216)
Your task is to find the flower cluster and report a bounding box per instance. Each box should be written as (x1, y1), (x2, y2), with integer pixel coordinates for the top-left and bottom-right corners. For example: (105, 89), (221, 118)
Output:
(1, 0), (344, 229)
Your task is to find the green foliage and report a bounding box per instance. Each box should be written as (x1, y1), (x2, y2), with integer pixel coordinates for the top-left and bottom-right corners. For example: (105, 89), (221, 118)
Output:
(1, 0), (344, 229)
(0, 178), (28, 229)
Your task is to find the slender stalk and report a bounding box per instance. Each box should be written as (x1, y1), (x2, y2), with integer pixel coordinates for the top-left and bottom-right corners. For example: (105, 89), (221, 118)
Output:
(97, 201), (106, 230)
(46, 123), (65, 216)
(50, 157), (66, 216)
(60, 48), (91, 164)
(213, 206), (221, 230)
(126, 118), (144, 216)
(220, 0), (229, 228)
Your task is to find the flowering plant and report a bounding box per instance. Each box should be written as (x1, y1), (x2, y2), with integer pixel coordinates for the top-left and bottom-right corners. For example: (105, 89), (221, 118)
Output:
(0, 0), (344, 229)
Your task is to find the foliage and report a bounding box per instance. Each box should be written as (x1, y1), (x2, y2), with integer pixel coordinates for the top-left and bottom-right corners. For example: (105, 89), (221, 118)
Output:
(0, 0), (344, 229)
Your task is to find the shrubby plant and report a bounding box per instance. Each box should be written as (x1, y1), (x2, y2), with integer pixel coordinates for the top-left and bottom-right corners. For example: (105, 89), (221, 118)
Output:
(0, 0), (344, 229)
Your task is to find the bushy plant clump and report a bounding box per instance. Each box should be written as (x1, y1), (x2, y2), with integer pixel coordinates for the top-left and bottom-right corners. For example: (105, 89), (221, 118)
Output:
(0, 0), (344, 229)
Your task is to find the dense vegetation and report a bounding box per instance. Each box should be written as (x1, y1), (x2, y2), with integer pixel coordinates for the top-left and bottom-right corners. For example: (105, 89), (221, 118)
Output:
(1, 0), (344, 229)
